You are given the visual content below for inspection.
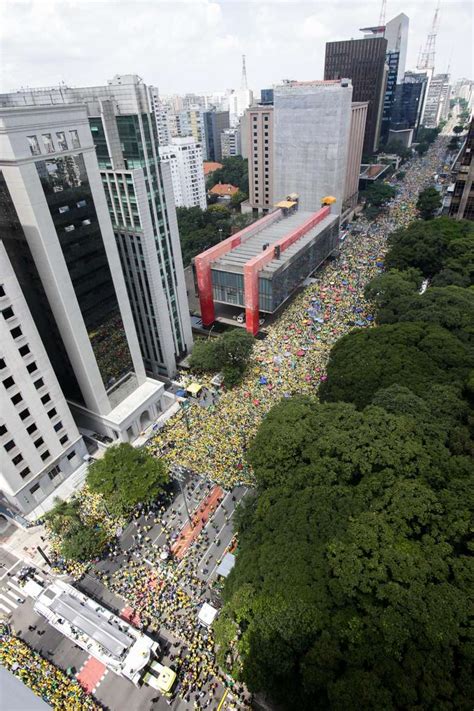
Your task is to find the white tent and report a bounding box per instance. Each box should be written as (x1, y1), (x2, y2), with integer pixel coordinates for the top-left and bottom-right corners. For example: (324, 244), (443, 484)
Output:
(198, 602), (218, 628)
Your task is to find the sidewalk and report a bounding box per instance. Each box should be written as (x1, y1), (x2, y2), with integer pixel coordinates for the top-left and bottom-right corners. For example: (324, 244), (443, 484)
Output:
(1, 521), (51, 571)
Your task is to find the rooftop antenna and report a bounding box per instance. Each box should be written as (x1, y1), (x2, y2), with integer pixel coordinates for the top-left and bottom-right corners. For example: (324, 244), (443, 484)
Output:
(417, 1), (440, 72)
(241, 54), (248, 90)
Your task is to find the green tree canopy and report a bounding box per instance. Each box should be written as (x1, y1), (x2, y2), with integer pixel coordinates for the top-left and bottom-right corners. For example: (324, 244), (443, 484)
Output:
(176, 205), (232, 266)
(384, 217), (474, 279)
(87, 443), (168, 515)
(319, 321), (473, 409)
(60, 525), (108, 562)
(206, 156), (249, 193)
(416, 186), (442, 220)
(364, 182), (397, 208)
(453, 124), (465, 134)
(189, 330), (254, 386)
(218, 398), (473, 710)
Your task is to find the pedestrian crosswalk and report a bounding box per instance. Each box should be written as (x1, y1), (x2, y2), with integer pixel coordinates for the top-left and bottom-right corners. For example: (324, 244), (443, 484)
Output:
(0, 568), (48, 617)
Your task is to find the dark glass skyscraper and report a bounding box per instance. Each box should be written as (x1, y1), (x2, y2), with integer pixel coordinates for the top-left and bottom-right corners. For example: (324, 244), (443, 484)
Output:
(324, 37), (388, 154)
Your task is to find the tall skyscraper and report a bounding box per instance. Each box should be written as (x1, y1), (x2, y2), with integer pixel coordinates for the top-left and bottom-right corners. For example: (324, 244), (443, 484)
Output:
(384, 13), (409, 83)
(0, 76), (193, 378)
(159, 137), (207, 210)
(325, 37), (388, 154)
(0, 105), (168, 447)
(0, 239), (88, 515)
(149, 87), (172, 146)
(228, 56), (254, 127)
(274, 79), (353, 213)
(202, 110), (230, 162)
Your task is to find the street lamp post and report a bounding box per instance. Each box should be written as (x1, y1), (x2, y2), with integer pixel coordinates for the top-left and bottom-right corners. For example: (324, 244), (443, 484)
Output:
(171, 465), (194, 528)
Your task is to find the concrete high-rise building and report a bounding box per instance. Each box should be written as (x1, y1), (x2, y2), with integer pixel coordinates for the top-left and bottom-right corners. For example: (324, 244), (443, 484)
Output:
(384, 13), (409, 83)
(220, 128), (242, 158)
(325, 37), (388, 154)
(0, 240), (88, 515)
(242, 105), (274, 212)
(0, 105), (169, 446)
(202, 110), (230, 162)
(449, 119), (474, 221)
(344, 102), (368, 212)
(274, 79), (353, 214)
(0, 76), (193, 380)
(159, 137), (206, 210)
(422, 73), (450, 127)
(188, 108), (204, 144)
(149, 87), (172, 146)
(260, 89), (274, 105)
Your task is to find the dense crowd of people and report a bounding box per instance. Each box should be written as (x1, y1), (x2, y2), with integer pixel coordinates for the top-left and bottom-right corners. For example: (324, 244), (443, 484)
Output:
(0, 632), (102, 711)
(15, 138), (447, 710)
(149, 139), (448, 490)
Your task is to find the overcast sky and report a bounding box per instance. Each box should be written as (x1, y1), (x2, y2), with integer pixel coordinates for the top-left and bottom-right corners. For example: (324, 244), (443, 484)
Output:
(1, 0), (472, 95)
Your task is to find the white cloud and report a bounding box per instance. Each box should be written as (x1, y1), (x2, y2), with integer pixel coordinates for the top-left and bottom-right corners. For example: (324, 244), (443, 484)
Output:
(0, 0), (472, 94)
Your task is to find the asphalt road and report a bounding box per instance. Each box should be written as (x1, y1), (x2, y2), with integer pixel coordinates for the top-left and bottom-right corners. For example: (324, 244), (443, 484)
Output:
(2, 474), (250, 711)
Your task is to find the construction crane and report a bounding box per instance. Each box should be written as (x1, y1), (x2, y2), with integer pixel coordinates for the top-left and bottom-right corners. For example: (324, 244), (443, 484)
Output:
(417, 1), (441, 72)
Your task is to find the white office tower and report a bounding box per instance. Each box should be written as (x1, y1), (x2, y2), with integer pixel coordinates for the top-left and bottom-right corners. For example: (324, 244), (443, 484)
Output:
(0, 76), (193, 379)
(274, 79), (353, 214)
(0, 105), (170, 447)
(0, 242), (88, 515)
(149, 87), (172, 146)
(384, 13), (409, 83)
(422, 73), (450, 127)
(159, 137), (207, 210)
(221, 128), (242, 157)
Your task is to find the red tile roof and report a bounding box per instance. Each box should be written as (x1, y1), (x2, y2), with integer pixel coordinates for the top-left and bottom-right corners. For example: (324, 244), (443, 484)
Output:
(209, 183), (239, 196)
(203, 161), (223, 176)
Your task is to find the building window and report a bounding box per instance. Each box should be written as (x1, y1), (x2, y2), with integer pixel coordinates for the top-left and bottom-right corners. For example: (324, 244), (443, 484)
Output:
(40, 450), (50, 462)
(59, 434), (69, 445)
(26, 422), (38, 435)
(42, 134), (55, 153)
(34, 437), (44, 449)
(11, 392), (22, 405)
(20, 467), (30, 479)
(47, 408), (57, 419)
(26, 361), (38, 374)
(2, 376), (15, 390)
(27, 136), (41, 156)
(56, 132), (68, 151)
(0, 424), (6, 436)
(4, 439), (15, 452)
(67, 450), (76, 460)
(41, 393), (51, 405)
(12, 453), (23, 466)
(76, 199), (87, 208)
(33, 378), (44, 390)
(0, 358), (5, 369)
(30, 483), (40, 494)
(2, 306), (14, 320)
(19, 408), (30, 421)
(53, 421), (63, 432)
(69, 130), (80, 149)
(48, 466), (61, 480)
(0, 285), (4, 297)
(58, 205), (69, 214)
(19, 344), (30, 357)
(64, 225), (75, 232)
(10, 326), (22, 339)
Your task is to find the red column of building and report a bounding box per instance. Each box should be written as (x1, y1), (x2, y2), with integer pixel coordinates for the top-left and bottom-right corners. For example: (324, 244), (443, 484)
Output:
(194, 255), (215, 326)
(244, 263), (260, 336)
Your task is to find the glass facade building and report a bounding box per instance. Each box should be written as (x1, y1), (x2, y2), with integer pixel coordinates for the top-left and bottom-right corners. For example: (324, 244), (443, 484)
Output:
(36, 154), (135, 395)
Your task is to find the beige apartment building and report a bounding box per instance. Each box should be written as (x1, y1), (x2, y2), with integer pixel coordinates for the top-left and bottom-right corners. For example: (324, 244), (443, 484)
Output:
(242, 105), (274, 213)
(344, 102), (368, 212)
